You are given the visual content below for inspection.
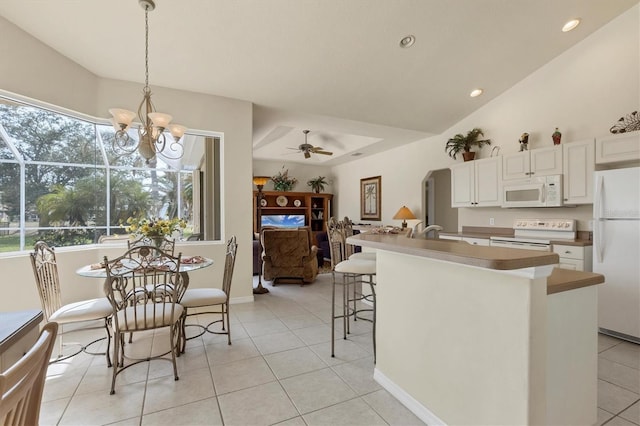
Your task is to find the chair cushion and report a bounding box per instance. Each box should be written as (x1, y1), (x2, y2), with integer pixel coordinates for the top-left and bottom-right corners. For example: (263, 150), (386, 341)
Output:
(180, 288), (227, 308)
(349, 252), (377, 261)
(115, 303), (184, 330)
(334, 259), (376, 275)
(49, 298), (113, 324)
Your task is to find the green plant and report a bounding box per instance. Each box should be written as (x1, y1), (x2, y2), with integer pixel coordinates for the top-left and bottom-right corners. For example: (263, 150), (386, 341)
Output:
(445, 128), (491, 160)
(307, 176), (328, 193)
(271, 167), (297, 191)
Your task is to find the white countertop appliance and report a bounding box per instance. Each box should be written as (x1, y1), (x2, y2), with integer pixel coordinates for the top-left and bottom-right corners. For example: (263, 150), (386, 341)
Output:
(502, 175), (563, 208)
(489, 219), (576, 251)
(594, 166), (640, 343)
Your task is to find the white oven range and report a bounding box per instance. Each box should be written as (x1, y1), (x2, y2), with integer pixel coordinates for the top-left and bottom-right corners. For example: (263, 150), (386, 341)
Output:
(489, 219), (576, 252)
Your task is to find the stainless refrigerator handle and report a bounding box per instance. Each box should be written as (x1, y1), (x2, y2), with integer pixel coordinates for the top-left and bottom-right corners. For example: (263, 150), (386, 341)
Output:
(595, 175), (604, 263)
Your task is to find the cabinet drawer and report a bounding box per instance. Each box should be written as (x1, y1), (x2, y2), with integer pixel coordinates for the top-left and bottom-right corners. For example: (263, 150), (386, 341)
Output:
(553, 244), (585, 260)
(557, 258), (584, 271)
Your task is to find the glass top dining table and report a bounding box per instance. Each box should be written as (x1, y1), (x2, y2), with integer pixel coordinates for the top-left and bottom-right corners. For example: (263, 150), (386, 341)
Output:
(76, 256), (214, 279)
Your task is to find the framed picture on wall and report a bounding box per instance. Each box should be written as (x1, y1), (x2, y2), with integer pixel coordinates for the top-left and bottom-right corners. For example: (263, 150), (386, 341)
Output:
(360, 176), (381, 221)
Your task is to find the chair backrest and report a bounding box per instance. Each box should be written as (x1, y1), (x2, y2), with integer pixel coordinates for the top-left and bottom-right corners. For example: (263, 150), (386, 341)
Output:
(221, 236), (238, 295)
(128, 236), (176, 255)
(326, 223), (347, 269)
(103, 245), (184, 332)
(260, 228), (313, 267)
(0, 322), (58, 426)
(30, 241), (63, 322)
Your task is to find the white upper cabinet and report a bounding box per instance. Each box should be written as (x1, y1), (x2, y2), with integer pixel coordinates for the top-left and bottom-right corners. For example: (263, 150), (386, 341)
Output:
(503, 146), (563, 180)
(595, 132), (640, 165)
(563, 139), (595, 205)
(451, 157), (502, 208)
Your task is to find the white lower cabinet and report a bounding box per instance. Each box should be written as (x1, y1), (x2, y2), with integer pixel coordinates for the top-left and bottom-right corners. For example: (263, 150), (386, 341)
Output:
(553, 244), (593, 272)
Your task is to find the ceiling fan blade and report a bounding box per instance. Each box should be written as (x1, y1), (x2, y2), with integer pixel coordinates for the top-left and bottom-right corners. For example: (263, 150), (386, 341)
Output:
(314, 150), (333, 156)
(304, 151), (311, 159)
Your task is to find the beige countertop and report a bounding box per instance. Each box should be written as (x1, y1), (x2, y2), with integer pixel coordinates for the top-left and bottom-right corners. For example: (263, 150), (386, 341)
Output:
(547, 267), (604, 295)
(348, 233), (604, 294)
(348, 233), (559, 270)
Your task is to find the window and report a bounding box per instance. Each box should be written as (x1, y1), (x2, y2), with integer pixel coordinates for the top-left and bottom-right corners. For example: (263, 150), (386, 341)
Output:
(0, 95), (216, 252)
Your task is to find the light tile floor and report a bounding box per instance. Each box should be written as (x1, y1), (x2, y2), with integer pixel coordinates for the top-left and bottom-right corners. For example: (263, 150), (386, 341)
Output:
(39, 273), (639, 425)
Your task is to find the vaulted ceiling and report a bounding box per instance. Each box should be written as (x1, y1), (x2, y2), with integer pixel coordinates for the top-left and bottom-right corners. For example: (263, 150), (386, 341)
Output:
(0, 0), (636, 165)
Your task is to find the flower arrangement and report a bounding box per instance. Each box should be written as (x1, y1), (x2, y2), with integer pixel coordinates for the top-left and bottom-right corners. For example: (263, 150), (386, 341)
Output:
(125, 216), (187, 238)
(271, 167), (297, 191)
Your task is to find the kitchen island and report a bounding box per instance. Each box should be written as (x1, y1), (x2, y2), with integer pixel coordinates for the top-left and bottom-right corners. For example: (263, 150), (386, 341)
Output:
(347, 233), (604, 426)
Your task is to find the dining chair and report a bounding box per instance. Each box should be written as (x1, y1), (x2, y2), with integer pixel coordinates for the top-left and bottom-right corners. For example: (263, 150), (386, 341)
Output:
(179, 236), (237, 352)
(102, 245), (185, 395)
(0, 322), (58, 426)
(30, 241), (113, 366)
(128, 235), (176, 255)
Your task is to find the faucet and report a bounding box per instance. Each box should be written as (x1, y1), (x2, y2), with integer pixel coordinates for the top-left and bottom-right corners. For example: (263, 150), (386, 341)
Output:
(411, 224), (443, 239)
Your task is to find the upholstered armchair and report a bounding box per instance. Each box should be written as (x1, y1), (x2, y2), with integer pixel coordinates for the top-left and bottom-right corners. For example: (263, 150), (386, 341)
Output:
(260, 227), (318, 284)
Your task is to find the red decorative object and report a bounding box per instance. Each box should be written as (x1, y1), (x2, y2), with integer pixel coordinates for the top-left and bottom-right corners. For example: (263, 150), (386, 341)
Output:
(552, 128), (562, 145)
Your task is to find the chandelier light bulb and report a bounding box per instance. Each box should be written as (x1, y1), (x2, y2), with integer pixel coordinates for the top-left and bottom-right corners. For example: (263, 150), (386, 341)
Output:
(168, 124), (187, 141)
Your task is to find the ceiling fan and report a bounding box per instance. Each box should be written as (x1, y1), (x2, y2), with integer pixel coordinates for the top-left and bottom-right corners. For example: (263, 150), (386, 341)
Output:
(290, 130), (333, 159)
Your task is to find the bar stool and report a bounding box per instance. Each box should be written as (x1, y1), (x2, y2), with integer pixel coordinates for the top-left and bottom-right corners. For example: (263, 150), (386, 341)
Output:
(327, 221), (377, 363)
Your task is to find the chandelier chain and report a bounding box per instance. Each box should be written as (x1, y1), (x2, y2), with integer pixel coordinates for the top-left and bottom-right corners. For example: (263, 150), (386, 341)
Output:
(144, 5), (150, 90)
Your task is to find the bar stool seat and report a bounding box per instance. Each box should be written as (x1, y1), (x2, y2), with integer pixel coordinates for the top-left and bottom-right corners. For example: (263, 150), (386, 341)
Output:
(348, 252), (376, 261)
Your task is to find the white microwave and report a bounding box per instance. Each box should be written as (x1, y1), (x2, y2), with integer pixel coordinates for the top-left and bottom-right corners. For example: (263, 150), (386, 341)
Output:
(502, 175), (563, 208)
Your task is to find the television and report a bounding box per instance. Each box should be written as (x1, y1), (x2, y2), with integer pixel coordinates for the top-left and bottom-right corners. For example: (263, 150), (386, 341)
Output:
(261, 214), (305, 228)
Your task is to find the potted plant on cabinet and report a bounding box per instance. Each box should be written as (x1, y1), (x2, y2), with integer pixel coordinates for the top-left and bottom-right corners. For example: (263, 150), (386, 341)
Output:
(445, 127), (492, 161)
(307, 176), (328, 193)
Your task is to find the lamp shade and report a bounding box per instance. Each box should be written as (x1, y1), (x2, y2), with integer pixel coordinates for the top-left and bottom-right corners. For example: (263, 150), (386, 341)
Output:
(168, 124), (187, 140)
(109, 108), (136, 127)
(148, 112), (172, 129)
(393, 206), (416, 220)
(252, 176), (270, 187)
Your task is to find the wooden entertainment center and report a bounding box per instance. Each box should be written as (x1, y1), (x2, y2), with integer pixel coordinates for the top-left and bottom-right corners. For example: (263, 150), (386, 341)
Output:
(253, 191), (333, 240)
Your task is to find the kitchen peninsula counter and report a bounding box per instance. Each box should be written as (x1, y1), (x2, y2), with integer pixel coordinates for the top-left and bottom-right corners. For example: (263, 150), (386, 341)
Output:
(347, 232), (602, 426)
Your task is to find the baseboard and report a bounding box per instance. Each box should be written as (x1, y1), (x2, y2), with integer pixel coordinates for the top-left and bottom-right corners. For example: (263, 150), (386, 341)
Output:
(373, 368), (447, 426)
(230, 295), (254, 304)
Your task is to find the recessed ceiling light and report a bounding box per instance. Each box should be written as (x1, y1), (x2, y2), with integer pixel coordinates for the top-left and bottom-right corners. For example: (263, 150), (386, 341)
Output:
(562, 19), (581, 32)
(399, 35), (415, 48)
(470, 88), (483, 98)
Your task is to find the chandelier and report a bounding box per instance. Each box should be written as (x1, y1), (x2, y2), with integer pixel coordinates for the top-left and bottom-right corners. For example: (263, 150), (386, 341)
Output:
(109, 0), (185, 163)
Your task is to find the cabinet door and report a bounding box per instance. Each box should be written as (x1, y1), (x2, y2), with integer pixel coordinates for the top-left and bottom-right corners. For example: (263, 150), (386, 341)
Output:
(450, 162), (475, 207)
(563, 139), (595, 204)
(474, 157), (502, 207)
(530, 146), (562, 177)
(595, 132), (640, 165)
(502, 151), (529, 180)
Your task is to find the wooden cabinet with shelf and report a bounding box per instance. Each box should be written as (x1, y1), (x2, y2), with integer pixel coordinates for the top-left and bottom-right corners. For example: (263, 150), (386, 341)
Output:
(253, 191), (333, 241)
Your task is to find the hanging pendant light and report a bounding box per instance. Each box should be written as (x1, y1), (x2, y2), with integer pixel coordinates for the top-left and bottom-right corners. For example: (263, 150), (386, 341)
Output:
(109, 0), (185, 163)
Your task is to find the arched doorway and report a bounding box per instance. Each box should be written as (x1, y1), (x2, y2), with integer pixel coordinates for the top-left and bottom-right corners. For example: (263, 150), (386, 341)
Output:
(421, 168), (457, 232)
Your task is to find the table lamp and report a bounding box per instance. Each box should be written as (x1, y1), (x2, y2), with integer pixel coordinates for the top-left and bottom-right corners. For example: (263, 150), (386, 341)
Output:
(253, 176), (270, 294)
(393, 206), (416, 229)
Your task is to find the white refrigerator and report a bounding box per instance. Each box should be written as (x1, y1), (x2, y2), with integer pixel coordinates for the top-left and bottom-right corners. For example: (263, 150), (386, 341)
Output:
(594, 167), (640, 343)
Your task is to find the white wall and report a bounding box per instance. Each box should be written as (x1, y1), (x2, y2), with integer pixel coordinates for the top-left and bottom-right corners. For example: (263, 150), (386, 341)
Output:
(331, 5), (640, 232)
(0, 16), (255, 311)
(253, 159), (334, 194)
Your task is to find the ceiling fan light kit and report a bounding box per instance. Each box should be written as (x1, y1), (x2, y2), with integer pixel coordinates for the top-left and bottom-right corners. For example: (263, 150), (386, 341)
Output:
(293, 130), (333, 159)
